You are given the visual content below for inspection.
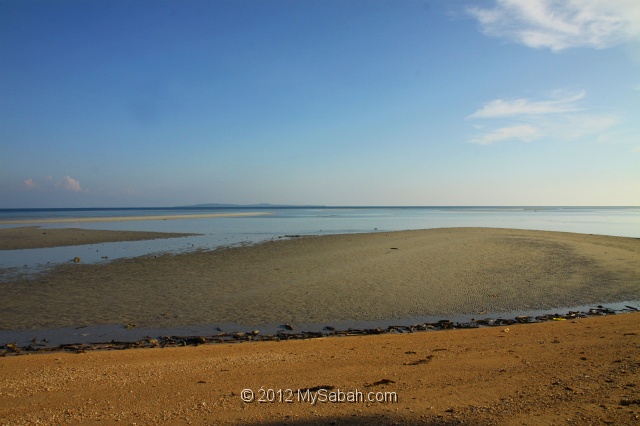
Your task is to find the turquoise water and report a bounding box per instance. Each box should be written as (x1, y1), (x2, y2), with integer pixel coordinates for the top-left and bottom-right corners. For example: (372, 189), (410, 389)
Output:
(1, 206), (639, 276)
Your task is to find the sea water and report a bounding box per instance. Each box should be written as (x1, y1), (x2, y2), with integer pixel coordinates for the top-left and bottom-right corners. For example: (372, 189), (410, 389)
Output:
(1, 206), (639, 276)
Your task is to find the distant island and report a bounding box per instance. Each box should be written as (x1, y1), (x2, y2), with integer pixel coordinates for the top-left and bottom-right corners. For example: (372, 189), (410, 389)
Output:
(178, 203), (326, 208)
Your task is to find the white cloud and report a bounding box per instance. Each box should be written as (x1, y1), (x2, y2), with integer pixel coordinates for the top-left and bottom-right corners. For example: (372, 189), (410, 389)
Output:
(56, 176), (84, 192)
(469, 113), (618, 145)
(468, 89), (619, 144)
(469, 0), (640, 51)
(470, 124), (540, 145)
(468, 90), (585, 118)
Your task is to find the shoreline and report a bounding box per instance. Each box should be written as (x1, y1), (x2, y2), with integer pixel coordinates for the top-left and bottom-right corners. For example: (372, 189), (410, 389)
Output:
(1, 313), (638, 424)
(0, 211), (273, 225)
(2, 303), (636, 356)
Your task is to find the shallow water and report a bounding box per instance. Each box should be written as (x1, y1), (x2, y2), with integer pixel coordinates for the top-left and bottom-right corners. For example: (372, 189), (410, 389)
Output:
(1, 300), (637, 348)
(2, 206), (639, 276)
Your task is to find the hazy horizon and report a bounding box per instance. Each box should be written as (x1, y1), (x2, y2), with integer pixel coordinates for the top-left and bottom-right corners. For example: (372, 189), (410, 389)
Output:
(1, 204), (639, 211)
(2, 1), (639, 209)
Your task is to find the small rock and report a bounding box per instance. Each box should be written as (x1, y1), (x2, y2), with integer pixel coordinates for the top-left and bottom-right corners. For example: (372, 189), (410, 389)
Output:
(5, 343), (20, 353)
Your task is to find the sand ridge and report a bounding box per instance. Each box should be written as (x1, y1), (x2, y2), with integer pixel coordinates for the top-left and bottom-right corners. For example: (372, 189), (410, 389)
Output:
(1, 227), (639, 330)
(0, 226), (197, 250)
(0, 211), (272, 225)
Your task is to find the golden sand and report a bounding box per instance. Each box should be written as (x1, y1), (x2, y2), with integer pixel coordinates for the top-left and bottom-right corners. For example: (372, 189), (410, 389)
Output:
(1, 313), (638, 424)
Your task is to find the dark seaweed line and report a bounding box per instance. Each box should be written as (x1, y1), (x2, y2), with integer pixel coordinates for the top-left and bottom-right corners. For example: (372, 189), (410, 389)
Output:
(1, 305), (637, 357)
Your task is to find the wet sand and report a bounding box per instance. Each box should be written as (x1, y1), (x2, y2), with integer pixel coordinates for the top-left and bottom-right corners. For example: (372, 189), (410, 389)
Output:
(1, 313), (638, 424)
(0, 226), (197, 250)
(1, 227), (639, 331)
(0, 211), (272, 225)
(2, 227), (640, 424)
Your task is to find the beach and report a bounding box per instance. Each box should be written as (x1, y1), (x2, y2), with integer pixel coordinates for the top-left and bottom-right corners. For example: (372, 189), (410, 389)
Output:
(1, 226), (639, 424)
(1, 313), (638, 424)
(1, 227), (639, 330)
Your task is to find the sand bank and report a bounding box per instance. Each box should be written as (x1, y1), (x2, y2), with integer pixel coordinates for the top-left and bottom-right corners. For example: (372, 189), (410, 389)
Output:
(0, 226), (197, 250)
(1, 228), (639, 330)
(0, 211), (272, 225)
(1, 313), (638, 424)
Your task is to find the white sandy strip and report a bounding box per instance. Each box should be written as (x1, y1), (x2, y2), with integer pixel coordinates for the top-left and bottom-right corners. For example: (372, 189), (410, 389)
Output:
(0, 212), (273, 224)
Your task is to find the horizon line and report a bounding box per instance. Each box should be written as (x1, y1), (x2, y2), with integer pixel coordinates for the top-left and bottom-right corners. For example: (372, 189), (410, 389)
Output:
(1, 205), (638, 211)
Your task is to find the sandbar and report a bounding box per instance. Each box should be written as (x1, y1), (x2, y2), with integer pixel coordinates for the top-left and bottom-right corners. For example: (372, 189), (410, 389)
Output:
(1, 313), (638, 424)
(1, 227), (639, 330)
(0, 211), (272, 225)
(0, 226), (197, 250)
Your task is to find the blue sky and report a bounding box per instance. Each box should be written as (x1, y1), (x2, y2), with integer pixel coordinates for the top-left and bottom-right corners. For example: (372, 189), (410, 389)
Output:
(1, 0), (639, 207)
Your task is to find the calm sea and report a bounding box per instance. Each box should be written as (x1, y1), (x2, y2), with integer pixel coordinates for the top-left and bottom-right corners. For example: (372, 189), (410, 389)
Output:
(1, 206), (639, 275)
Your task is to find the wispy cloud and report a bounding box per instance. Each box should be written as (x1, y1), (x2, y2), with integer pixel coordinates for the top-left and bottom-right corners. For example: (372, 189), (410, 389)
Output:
(468, 90), (585, 119)
(469, 124), (540, 145)
(468, 90), (618, 145)
(469, 0), (640, 51)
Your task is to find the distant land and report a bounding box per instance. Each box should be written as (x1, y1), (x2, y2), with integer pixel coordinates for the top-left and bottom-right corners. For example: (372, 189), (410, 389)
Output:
(179, 203), (326, 208)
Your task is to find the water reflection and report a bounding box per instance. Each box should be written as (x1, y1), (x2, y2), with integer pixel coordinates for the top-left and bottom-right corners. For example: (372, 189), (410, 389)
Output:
(1, 207), (639, 278)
